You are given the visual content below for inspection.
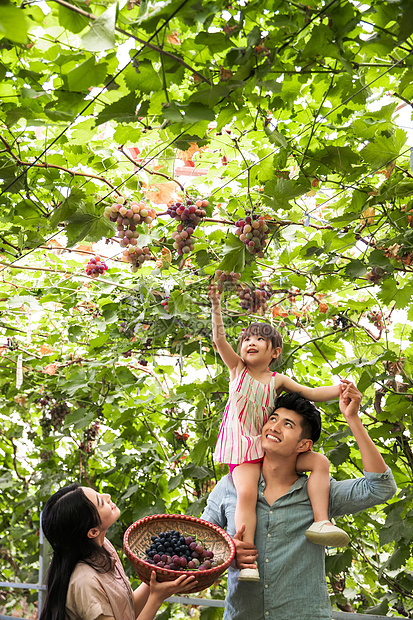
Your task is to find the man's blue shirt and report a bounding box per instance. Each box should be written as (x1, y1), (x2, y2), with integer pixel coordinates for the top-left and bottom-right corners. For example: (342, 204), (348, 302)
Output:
(202, 468), (396, 620)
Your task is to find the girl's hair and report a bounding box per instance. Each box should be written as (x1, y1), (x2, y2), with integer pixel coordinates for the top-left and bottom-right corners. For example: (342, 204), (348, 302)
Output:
(40, 484), (113, 620)
(238, 323), (283, 367)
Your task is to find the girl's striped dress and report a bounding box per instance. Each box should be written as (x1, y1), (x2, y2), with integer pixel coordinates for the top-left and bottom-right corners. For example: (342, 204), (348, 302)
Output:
(214, 366), (278, 465)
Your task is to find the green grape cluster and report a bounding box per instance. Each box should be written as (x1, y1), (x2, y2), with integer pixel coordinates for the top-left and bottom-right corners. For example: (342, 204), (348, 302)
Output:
(104, 199), (157, 248)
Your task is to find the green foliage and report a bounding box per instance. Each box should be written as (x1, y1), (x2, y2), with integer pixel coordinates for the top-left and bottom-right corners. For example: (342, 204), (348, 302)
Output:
(0, 0), (413, 616)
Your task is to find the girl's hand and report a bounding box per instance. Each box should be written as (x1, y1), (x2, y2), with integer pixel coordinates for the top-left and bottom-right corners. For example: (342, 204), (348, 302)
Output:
(339, 379), (351, 406)
(208, 284), (221, 305)
(148, 570), (197, 600)
(339, 382), (362, 420)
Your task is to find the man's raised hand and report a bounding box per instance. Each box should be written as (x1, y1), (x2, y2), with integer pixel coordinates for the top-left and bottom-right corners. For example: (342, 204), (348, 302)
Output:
(339, 381), (362, 420)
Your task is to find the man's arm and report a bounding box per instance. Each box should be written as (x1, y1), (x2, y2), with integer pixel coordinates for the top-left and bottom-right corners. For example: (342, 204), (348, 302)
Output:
(329, 382), (397, 518)
(340, 381), (387, 472)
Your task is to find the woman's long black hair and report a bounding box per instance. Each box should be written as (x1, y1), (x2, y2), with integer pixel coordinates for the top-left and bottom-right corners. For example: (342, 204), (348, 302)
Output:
(40, 484), (113, 620)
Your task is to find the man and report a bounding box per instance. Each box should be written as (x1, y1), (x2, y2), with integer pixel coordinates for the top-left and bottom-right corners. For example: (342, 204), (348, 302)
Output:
(202, 382), (396, 619)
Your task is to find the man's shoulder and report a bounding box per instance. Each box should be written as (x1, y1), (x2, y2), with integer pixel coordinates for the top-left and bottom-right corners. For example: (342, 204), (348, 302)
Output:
(210, 473), (235, 495)
(201, 473), (237, 526)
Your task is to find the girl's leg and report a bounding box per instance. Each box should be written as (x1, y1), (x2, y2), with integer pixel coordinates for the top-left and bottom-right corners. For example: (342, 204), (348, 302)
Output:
(232, 462), (261, 581)
(297, 451), (349, 547)
(297, 451), (330, 522)
(232, 462), (261, 545)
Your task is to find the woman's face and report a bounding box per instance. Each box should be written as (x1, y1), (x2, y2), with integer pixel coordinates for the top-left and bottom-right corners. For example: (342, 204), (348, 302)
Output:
(82, 487), (120, 535)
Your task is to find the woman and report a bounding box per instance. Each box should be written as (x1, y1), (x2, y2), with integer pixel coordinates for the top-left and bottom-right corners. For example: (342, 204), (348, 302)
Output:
(40, 484), (196, 620)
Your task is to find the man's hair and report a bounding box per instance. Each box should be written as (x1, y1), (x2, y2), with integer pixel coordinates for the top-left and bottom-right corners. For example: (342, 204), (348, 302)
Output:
(273, 392), (322, 444)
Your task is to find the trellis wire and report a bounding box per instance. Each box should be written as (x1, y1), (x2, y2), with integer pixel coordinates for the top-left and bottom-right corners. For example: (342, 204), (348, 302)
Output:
(0, 0), (191, 196)
(3, 3), (409, 244)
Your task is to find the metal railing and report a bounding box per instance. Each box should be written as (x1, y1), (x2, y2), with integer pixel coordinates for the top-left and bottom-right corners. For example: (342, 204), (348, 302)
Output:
(166, 597), (405, 619)
(1, 586), (406, 620)
(0, 531), (406, 620)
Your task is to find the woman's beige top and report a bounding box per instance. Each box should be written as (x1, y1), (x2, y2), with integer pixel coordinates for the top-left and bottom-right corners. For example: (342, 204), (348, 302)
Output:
(66, 539), (135, 620)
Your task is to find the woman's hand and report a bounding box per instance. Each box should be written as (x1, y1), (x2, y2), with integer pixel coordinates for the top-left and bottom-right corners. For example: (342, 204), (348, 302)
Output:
(149, 570), (197, 600)
(136, 572), (198, 619)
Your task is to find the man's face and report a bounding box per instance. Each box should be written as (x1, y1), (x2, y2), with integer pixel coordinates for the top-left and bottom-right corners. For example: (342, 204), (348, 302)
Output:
(261, 407), (311, 456)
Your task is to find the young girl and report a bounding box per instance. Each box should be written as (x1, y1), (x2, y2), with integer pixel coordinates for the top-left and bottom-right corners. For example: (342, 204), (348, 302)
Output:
(209, 285), (349, 582)
(40, 484), (196, 620)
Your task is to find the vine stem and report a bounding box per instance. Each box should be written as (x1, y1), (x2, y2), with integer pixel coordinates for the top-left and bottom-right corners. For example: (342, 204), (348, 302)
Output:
(298, 323), (341, 377)
(0, 261), (135, 290)
(48, 0), (212, 86)
(281, 323), (377, 369)
(0, 433), (29, 485)
(0, 137), (123, 197)
(118, 146), (186, 192)
(38, 245), (121, 260)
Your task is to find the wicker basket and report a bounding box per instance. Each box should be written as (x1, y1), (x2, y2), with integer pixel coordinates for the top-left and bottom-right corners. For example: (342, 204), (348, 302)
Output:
(123, 514), (235, 593)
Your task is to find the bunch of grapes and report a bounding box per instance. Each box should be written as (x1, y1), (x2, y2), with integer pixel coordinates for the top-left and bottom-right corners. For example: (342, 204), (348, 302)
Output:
(213, 270), (241, 293)
(334, 314), (350, 330)
(86, 256), (108, 278)
(40, 450), (54, 462)
(366, 267), (384, 284)
(143, 338), (152, 351)
(234, 212), (270, 256)
(50, 401), (70, 428)
(119, 321), (134, 338)
(7, 337), (18, 350)
(40, 414), (53, 437)
(80, 421), (100, 453)
(145, 530), (222, 571)
(161, 297), (170, 312)
(369, 310), (386, 330)
(167, 198), (208, 256)
(238, 281), (274, 313)
(122, 246), (155, 272)
(104, 199), (157, 248)
(86, 421), (100, 441)
(35, 394), (51, 407)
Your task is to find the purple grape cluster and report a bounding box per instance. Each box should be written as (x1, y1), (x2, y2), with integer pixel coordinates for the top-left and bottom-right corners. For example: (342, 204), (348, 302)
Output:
(80, 421), (100, 453)
(123, 246), (155, 272)
(235, 212), (270, 256)
(50, 401), (70, 428)
(167, 198), (208, 256)
(239, 281), (274, 313)
(86, 256), (108, 277)
(145, 530), (222, 571)
(214, 270), (241, 293)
